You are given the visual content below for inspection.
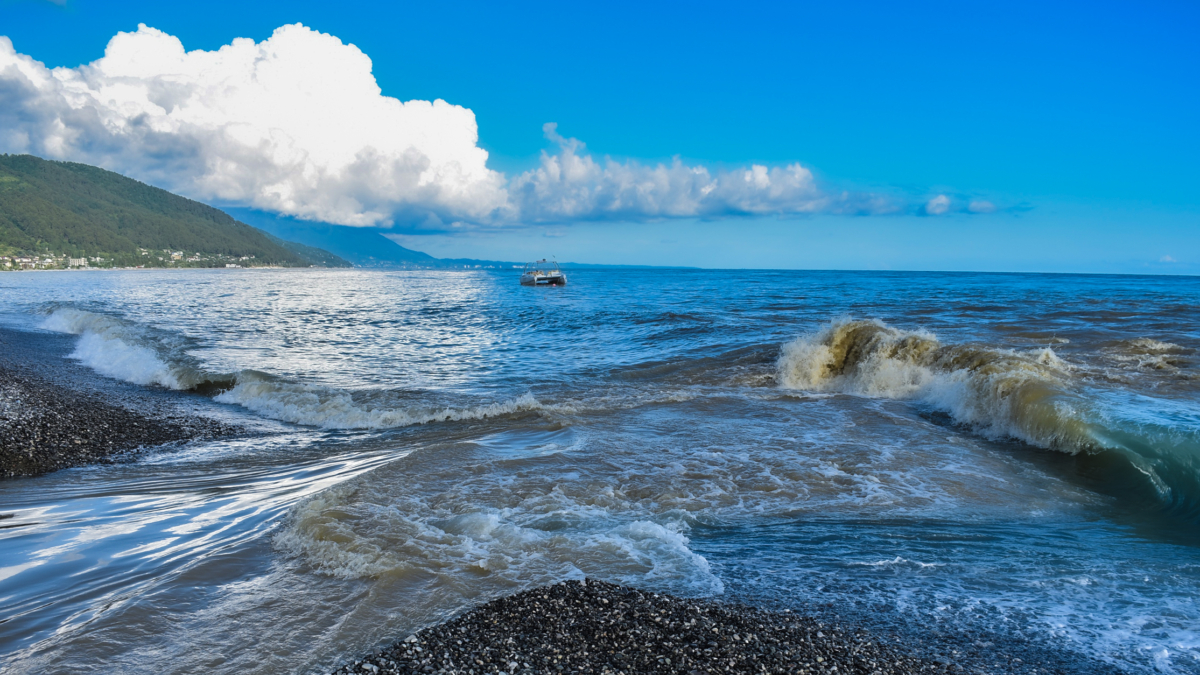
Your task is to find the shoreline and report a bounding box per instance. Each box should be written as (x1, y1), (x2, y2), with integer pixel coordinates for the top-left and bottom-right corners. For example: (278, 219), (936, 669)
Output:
(329, 579), (1105, 675)
(0, 327), (245, 477)
(0, 361), (243, 477)
(0, 265), (300, 272)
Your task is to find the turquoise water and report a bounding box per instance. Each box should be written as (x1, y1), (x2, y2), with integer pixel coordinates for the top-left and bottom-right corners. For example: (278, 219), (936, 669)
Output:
(0, 268), (1198, 673)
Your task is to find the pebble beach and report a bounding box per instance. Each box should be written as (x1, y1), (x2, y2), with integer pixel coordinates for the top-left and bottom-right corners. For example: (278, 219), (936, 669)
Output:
(0, 328), (242, 477)
(330, 580), (1095, 675)
(0, 362), (239, 476)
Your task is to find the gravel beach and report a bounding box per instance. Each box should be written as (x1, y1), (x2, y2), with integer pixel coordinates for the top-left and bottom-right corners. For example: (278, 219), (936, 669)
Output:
(0, 326), (244, 478)
(331, 579), (1000, 675)
(0, 361), (242, 477)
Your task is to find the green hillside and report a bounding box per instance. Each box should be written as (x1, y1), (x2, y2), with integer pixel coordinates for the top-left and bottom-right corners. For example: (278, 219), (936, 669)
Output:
(0, 154), (348, 268)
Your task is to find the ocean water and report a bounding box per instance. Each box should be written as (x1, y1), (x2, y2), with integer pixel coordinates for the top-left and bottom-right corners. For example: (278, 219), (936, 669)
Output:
(0, 268), (1198, 674)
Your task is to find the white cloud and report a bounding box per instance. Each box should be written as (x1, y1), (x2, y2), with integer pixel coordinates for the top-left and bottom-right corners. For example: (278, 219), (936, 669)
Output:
(509, 124), (894, 222)
(967, 199), (995, 214)
(0, 25), (507, 227)
(0, 25), (917, 229)
(923, 194), (951, 216)
(1160, 255), (1176, 263)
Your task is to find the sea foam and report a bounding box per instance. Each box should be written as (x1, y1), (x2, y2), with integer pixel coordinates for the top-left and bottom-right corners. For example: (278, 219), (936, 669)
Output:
(42, 308), (198, 389)
(41, 308), (550, 430)
(273, 473), (724, 596)
(776, 317), (1084, 450)
(777, 318), (1200, 521)
(215, 376), (546, 430)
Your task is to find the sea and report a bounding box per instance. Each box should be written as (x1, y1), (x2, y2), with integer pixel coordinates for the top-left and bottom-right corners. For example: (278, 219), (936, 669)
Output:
(0, 268), (1198, 674)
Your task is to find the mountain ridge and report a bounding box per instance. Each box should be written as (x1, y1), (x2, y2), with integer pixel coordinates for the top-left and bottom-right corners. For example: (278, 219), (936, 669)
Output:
(0, 155), (349, 268)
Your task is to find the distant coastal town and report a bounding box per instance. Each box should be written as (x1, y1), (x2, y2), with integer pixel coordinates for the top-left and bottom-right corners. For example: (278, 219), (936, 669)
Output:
(0, 250), (526, 271)
(0, 248), (261, 270)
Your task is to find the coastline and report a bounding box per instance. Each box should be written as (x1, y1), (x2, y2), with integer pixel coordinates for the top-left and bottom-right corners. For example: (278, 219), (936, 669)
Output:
(0, 326), (244, 477)
(0, 265), (297, 272)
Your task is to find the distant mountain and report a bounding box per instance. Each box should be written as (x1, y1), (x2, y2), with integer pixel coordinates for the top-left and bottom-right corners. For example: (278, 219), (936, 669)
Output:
(225, 208), (442, 267)
(228, 212), (434, 267)
(227, 208), (693, 270)
(261, 232), (352, 268)
(0, 155), (348, 268)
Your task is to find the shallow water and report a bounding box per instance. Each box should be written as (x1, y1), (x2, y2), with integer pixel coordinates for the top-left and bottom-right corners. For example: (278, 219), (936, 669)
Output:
(1, 268), (1198, 674)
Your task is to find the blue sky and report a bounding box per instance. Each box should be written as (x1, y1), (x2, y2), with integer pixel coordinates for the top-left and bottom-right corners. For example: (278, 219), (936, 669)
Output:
(1, 0), (1197, 272)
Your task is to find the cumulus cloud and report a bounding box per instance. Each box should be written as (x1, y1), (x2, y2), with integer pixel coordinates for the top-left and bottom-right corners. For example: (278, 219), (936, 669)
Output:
(967, 199), (996, 214)
(509, 124), (895, 222)
(0, 24), (935, 229)
(0, 24), (507, 226)
(923, 194), (951, 216)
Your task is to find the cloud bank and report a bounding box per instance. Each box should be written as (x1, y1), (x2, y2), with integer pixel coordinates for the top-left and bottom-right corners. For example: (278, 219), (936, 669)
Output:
(919, 194), (1002, 217)
(923, 194), (951, 216)
(0, 24), (978, 229)
(509, 124), (896, 222)
(0, 24), (506, 226)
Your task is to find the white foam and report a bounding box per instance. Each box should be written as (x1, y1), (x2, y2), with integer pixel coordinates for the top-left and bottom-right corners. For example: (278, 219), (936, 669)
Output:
(42, 308), (190, 389)
(777, 318), (1088, 452)
(68, 331), (184, 389)
(1102, 338), (1193, 375)
(41, 308), (555, 430)
(274, 480), (723, 595)
(850, 556), (942, 569)
(1128, 338), (1185, 353)
(215, 377), (545, 429)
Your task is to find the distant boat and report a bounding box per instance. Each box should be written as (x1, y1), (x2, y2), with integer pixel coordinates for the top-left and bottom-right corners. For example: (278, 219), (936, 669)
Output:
(520, 259), (567, 286)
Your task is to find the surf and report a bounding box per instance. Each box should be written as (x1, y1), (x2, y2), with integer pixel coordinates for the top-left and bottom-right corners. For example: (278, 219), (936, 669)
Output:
(777, 317), (1200, 522)
(40, 307), (550, 430)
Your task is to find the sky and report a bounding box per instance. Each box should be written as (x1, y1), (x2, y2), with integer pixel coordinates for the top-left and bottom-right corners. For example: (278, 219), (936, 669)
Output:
(0, 0), (1197, 272)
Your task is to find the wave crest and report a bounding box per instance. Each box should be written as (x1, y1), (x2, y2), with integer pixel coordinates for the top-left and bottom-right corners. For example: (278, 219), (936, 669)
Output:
(1107, 338), (1194, 374)
(777, 318), (1086, 450)
(216, 376), (546, 430)
(41, 307), (547, 430)
(41, 307), (222, 390)
(778, 318), (1200, 522)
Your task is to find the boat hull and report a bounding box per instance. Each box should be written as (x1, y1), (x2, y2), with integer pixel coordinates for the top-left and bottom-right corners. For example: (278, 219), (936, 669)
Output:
(520, 273), (567, 286)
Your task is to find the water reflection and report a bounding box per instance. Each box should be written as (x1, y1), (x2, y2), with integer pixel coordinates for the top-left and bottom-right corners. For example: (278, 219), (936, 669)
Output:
(0, 433), (407, 656)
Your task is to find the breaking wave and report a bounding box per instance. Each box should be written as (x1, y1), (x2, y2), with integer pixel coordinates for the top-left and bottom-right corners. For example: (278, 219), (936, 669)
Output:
(777, 318), (1200, 521)
(41, 307), (224, 390)
(40, 307), (546, 430)
(1107, 338), (1194, 374)
(777, 318), (1084, 448)
(214, 376), (546, 429)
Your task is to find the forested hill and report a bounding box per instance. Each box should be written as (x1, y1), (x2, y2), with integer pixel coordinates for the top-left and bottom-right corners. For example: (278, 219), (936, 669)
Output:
(0, 155), (348, 268)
